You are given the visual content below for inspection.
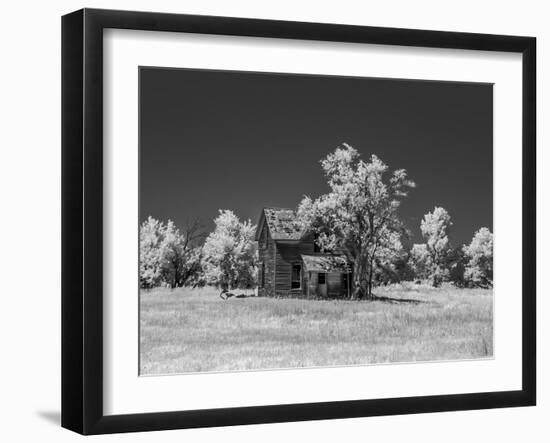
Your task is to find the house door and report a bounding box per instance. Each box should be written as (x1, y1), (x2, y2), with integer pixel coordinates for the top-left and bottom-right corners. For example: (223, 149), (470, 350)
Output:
(317, 272), (327, 297)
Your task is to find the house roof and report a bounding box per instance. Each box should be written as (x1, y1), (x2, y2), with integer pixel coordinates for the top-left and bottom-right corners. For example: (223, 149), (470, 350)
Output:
(256, 207), (305, 241)
(301, 254), (351, 273)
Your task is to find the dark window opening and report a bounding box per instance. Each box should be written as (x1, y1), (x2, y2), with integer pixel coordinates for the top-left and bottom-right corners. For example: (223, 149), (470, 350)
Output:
(318, 273), (326, 285)
(291, 264), (302, 289)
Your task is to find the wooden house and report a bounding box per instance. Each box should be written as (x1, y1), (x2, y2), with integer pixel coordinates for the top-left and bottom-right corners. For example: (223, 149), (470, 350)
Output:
(255, 207), (351, 298)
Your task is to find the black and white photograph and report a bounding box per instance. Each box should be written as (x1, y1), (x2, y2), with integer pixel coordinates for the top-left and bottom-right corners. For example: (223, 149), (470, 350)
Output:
(0, 0), (545, 440)
(138, 67), (494, 375)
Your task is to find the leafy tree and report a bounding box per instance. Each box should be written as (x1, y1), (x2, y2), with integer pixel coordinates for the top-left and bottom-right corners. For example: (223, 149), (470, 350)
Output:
(297, 143), (415, 299)
(419, 207), (453, 287)
(159, 220), (204, 288)
(139, 216), (165, 288)
(373, 228), (409, 285)
(463, 227), (493, 288)
(408, 243), (432, 281)
(139, 217), (203, 289)
(201, 210), (257, 291)
(447, 246), (467, 287)
(385, 227), (415, 283)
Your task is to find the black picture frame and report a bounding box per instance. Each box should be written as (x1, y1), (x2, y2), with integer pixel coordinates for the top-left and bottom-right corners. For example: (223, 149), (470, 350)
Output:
(61, 8), (536, 435)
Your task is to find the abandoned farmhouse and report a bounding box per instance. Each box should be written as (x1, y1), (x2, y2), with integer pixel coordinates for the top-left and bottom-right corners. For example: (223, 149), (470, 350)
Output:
(255, 207), (352, 298)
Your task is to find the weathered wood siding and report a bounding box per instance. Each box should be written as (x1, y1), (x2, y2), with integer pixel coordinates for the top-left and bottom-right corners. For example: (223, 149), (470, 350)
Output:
(308, 271), (349, 298)
(273, 234), (315, 297)
(327, 272), (342, 297)
(259, 224), (350, 298)
(257, 221), (276, 297)
(306, 271), (317, 298)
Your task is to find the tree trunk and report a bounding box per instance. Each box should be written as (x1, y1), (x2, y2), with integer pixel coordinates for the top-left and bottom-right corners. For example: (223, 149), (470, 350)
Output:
(365, 253), (376, 300)
(352, 283), (362, 300)
(367, 268), (373, 299)
(351, 252), (378, 300)
(352, 259), (364, 299)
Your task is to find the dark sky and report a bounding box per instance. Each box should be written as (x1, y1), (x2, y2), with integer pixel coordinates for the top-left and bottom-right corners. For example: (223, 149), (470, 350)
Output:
(140, 67), (492, 246)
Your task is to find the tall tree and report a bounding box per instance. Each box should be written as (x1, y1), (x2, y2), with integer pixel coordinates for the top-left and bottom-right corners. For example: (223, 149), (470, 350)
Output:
(463, 227), (493, 288)
(297, 143), (415, 299)
(201, 210), (257, 291)
(419, 206), (452, 287)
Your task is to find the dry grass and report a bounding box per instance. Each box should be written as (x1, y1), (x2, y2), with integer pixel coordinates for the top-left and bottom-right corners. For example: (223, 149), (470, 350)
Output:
(139, 284), (493, 375)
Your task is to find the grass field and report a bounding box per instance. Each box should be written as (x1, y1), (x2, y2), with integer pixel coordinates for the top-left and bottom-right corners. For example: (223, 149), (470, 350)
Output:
(139, 285), (493, 375)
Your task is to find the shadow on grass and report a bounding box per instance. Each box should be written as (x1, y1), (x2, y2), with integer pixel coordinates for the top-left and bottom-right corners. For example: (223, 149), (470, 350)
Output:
(219, 292), (256, 300)
(219, 291), (431, 304)
(371, 295), (429, 305)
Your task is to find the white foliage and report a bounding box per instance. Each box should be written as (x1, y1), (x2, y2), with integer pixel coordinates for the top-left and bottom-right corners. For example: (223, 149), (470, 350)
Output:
(463, 227), (493, 287)
(417, 206), (453, 286)
(202, 210), (257, 290)
(409, 243), (432, 280)
(421, 207), (452, 257)
(139, 216), (165, 288)
(139, 216), (202, 289)
(297, 143), (414, 298)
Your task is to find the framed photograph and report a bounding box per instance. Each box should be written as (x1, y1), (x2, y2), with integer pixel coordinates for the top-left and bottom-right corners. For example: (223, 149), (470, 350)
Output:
(61, 8), (536, 435)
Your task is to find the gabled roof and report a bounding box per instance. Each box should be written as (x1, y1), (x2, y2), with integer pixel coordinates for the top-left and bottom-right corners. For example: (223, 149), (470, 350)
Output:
(255, 207), (306, 241)
(301, 254), (350, 273)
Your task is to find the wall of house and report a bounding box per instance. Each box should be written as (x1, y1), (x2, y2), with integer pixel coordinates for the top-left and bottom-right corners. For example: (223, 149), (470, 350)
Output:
(259, 228), (349, 298)
(274, 234), (315, 297)
(306, 270), (318, 298)
(327, 273), (345, 297)
(307, 271), (349, 298)
(257, 222), (275, 297)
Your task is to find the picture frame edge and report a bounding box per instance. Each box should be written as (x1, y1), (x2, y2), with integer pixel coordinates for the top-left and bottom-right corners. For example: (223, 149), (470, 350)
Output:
(61, 8), (537, 435)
